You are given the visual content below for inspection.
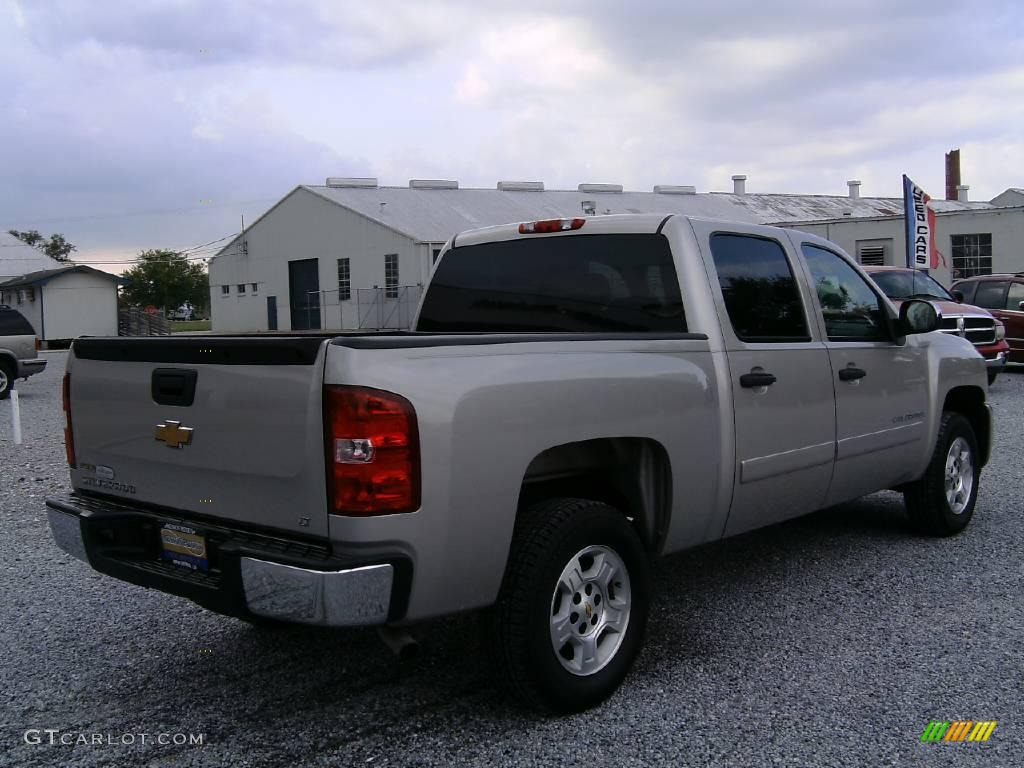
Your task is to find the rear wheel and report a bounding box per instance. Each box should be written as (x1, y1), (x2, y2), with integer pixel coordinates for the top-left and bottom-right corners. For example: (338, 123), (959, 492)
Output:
(0, 360), (13, 400)
(490, 498), (650, 713)
(904, 412), (980, 536)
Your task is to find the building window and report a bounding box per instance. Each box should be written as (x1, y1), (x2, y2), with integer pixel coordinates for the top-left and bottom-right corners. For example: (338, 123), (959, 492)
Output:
(384, 253), (399, 298)
(237, 283), (246, 294)
(251, 283), (259, 294)
(951, 234), (992, 279)
(337, 258), (351, 301)
(221, 285), (230, 295)
(855, 239), (890, 266)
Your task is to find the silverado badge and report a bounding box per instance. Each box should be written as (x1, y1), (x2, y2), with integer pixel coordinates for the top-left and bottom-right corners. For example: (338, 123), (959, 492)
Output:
(155, 420), (194, 449)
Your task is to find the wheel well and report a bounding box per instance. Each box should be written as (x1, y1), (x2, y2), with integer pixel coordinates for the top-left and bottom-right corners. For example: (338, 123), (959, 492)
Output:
(0, 354), (15, 373)
(517, 437), (671, 553)
(943, 386), (990, 466)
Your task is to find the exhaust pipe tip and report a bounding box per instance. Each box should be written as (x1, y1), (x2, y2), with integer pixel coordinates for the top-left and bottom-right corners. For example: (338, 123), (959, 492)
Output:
(377, 625), (419, 661)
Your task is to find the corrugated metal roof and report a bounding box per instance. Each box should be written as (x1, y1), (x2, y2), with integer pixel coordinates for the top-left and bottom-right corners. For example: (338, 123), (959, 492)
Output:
(0, 232), (65, 279)
(301, 185), (994, 243)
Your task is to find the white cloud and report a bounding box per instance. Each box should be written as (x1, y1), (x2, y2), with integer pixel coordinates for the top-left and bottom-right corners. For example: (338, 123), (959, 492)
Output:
(8, 0), (26, 28)
(454, 64), (491, 105)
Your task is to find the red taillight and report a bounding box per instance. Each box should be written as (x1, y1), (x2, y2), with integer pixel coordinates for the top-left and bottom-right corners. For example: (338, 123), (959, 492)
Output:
(324, 386), (420, 515)
(518, 218), (586, 234)
(62, 373), (76, 468)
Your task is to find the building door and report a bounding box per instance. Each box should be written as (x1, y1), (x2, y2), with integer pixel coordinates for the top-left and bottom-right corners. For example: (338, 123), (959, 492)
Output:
(288, 259), (320, 330)
(266, 296), (278, 331)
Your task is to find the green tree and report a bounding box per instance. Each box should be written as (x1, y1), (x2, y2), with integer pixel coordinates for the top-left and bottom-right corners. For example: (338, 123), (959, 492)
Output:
(8, 229), (77, 261)
(120, 250), (209, 313)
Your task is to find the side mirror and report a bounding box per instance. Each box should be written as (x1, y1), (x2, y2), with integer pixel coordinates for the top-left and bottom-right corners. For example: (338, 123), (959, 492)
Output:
(1019, 300), (1024, 311)
(952, 290), (964, 303)
(899, 299), (941, 335)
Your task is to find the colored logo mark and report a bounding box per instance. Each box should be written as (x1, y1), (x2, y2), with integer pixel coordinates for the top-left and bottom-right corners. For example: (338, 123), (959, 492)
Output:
(921, 721), (997, 742)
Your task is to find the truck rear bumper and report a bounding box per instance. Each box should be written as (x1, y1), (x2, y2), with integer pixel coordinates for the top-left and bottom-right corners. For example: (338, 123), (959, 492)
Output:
(45, 493), (405, 627)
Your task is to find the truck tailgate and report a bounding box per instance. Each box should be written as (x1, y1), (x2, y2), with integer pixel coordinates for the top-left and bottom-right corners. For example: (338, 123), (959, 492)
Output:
(67, 337), (331, 539)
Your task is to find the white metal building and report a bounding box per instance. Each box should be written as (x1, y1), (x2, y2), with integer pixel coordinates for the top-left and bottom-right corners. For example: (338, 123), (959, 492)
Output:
(0, 265), (123, 341)
(208, 177), (1011, 332)
(781, 204), (1024, 286)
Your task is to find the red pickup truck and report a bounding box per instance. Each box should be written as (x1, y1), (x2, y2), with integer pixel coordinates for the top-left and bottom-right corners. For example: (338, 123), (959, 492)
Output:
(864, 267), (1010, 385)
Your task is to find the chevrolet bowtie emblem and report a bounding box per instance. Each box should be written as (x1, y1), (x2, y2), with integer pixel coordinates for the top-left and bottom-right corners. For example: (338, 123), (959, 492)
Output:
(155, 420), (194, 449)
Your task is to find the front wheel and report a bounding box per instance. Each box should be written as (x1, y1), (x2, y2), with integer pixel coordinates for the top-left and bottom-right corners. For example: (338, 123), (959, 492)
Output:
(490, 498), (650, 714)
(904, 412), (980, 536)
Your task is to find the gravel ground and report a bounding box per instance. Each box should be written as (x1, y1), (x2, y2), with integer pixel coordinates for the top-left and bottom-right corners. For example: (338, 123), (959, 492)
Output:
(2, 351), (1022, 767)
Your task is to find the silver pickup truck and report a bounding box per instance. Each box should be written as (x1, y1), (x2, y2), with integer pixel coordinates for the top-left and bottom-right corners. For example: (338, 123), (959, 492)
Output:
(47, 215), (991, 713)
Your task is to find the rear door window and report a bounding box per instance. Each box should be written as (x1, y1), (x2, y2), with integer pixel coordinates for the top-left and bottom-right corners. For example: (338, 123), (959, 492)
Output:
(973, 281), (1009, 310)
(0, 308), (35, 335)
(709, 234), (809, 342)
(416, 234), (686, 333)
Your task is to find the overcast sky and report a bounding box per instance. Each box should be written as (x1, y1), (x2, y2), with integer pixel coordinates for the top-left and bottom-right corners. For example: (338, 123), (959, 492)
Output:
(3, 0), (1022, 270)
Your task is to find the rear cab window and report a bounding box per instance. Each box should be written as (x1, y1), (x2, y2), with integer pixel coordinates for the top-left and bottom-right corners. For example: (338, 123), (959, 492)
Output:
(0, 307), (36, 336)
(708, 234), (809, 342)
(416, 234), (686, 332)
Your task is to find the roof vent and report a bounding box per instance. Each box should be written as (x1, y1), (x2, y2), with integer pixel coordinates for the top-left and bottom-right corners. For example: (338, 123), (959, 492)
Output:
(732, 175), (747, 195)
(653, 185), (697, 195)
(409, 179), (459, 189)
(847, 180), (862, 199)
(957, 184), (970, 202)
(578, 183), (623, 193)
(497, 181), (545, 191)
(325, 177), (378, 188)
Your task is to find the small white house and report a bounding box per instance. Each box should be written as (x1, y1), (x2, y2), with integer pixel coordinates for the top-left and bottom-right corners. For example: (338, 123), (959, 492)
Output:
(0, 265), (124, 341)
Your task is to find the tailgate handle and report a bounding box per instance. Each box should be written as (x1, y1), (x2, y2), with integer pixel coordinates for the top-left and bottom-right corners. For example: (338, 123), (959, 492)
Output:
(152, 368), (198, 407)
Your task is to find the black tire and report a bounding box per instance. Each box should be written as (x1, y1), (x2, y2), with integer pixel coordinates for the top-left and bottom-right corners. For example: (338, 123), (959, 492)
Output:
(0, 360), (13, 400)
(904, 412), (980, 536)
(987, 370), (998, 386)
(489, 498), (650, 714)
